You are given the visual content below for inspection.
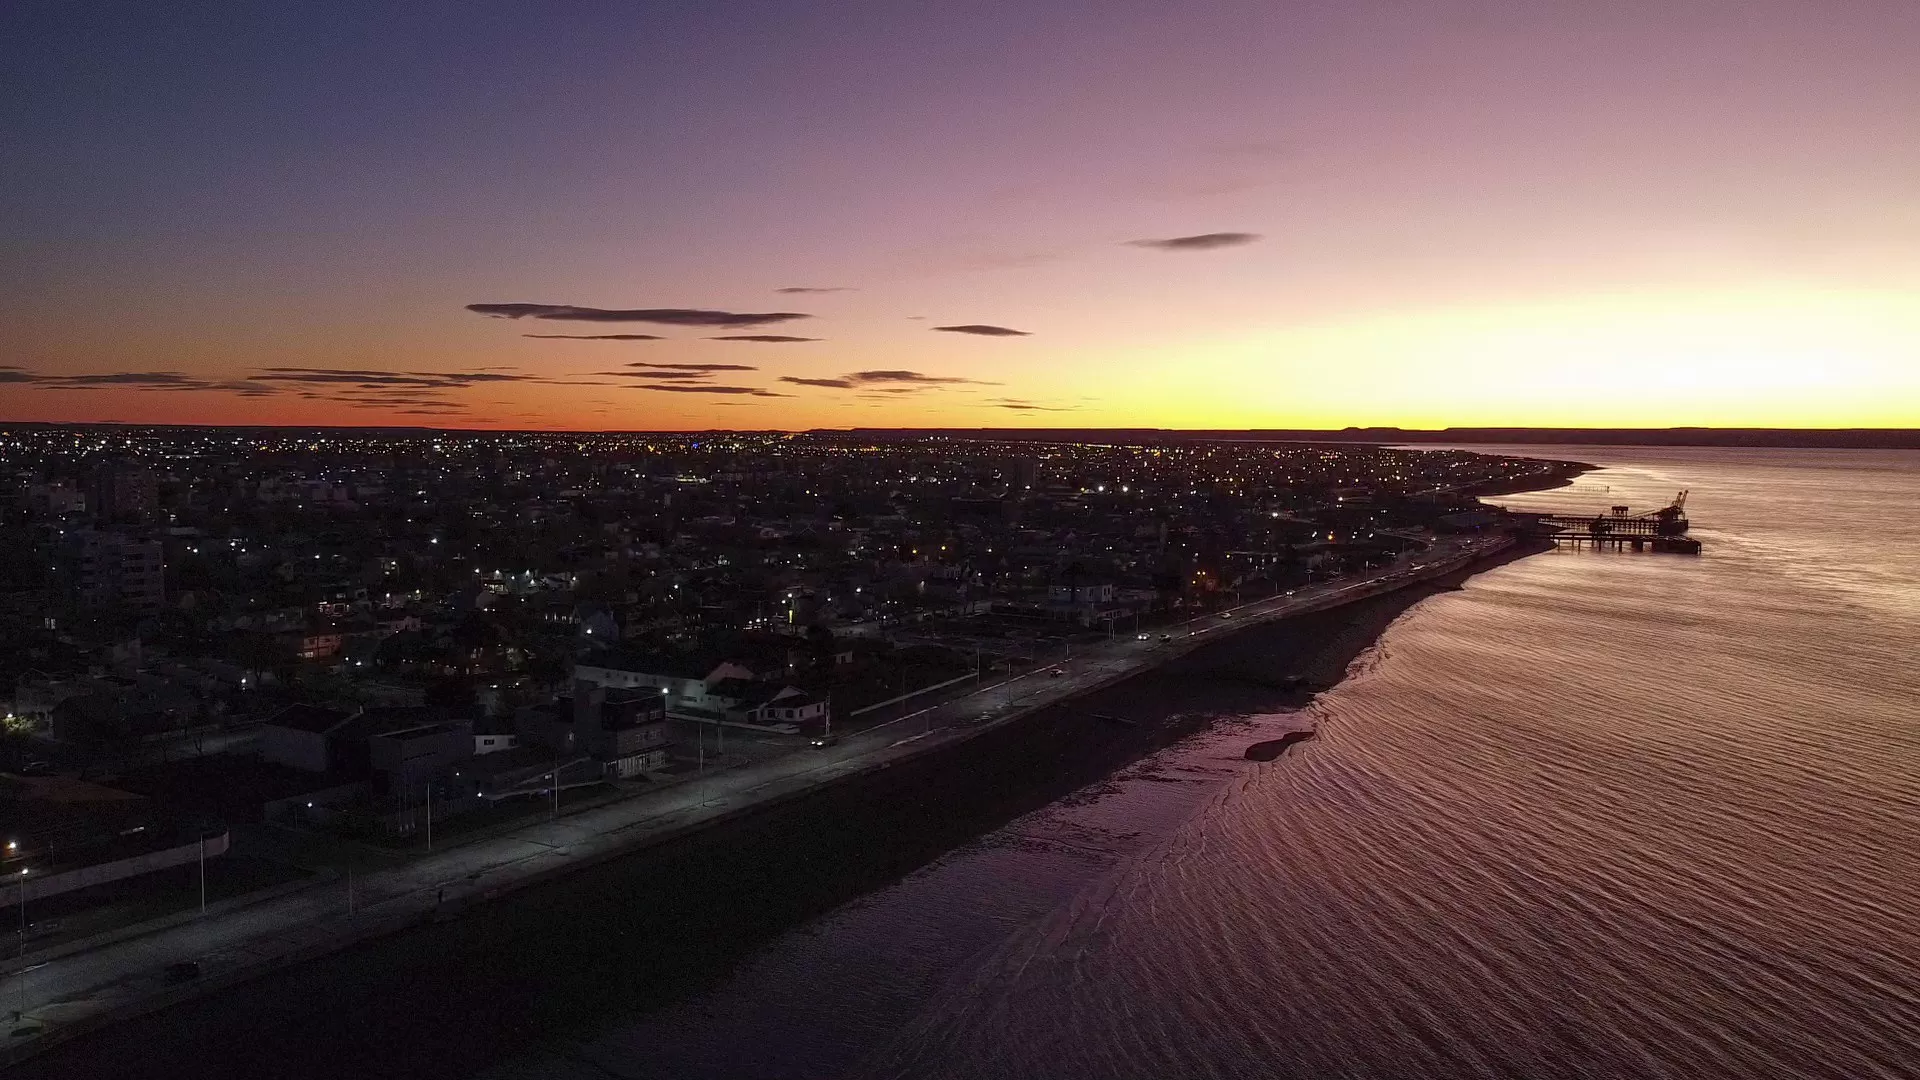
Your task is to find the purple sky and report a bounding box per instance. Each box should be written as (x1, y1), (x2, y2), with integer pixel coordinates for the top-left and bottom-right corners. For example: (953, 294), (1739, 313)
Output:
(5, 1), (1918, 428)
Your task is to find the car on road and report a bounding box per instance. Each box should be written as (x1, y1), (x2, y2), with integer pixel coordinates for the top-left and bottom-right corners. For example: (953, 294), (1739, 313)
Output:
(1136, 632), (1151, 641)
(810, 733), (841, 747)
(19, 760), (53, 776)
(1159, 634), (1172, 642)
(1049, 667), (1064, 677)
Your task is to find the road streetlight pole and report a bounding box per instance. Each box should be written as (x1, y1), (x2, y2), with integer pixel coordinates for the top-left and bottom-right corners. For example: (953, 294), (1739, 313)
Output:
(198, 834), (206, 915)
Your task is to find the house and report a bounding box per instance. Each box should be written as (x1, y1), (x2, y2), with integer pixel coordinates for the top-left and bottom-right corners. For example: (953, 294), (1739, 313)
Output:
(259, 704), (360, 773)
(572, 650), (755, 713)
(288, 623), (344, 661)
(576, 604), (621, 644)
(704, 678), (827, 727)
(1047, 582), (1116, 605)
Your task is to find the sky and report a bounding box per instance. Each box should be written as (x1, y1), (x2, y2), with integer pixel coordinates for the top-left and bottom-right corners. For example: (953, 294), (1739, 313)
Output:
(4, 0), (1919, 431)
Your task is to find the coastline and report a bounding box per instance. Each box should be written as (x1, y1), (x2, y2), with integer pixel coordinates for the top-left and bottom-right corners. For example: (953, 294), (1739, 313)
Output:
(13, 536), (1552, 1080)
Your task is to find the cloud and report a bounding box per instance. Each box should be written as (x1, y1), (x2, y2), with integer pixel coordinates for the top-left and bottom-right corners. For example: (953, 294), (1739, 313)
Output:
(933, 324), (1029, 336)
(626, 362), (757, 371)
(1126, 232), (1262, 251)
(204, 381), (284, 397)
(12, 370), (266, 392)
(523, 333), (667, 341)
(627, 383), (786, 396)
(588, 370), (714, 380)
(40, 371), (212, 389)
(774, 286), (853, 294)
(989, 398), (1075, 411)
(708, 335), (820, 343)
(467, 303), (809, 327)
(847, 369), (989, 385)
(248, 367), (550, 390)
(780, 370), (995, 391)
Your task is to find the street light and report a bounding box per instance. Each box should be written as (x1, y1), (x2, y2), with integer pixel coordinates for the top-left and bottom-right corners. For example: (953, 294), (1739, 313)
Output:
(16, 869), (26, 958)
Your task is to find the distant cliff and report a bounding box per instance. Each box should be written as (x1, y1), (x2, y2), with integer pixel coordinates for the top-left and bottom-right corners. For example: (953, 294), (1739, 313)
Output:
(830, 427), (1920, 450)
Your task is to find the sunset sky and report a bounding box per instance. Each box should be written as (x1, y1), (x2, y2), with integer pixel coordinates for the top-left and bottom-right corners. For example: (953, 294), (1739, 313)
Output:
(5, 1), (1919, 430)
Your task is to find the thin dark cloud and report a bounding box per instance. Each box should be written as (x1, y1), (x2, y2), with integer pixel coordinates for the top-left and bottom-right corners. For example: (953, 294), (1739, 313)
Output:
(933, 324), (1030, 336)
(780, 370), (995, 392)
(1126, 232), (1262, 251)
(37, 371), (211, 389)
(13, 369), (264, 392)
(627, 383), (786, 397)
(249, 367), (549, 390)
(467, 303), (809, 328)
(252, 372), (459, 387)
(848, 370), (993, 385)
(204, 381), (283, 397)
(523, 333), (667, 341)
(588, 370), (714, 380)
(626, 362), (757, 371)
(774, 286), (853, 294)
(990, 398), (1075, 411)
(708, 335), (820, 343)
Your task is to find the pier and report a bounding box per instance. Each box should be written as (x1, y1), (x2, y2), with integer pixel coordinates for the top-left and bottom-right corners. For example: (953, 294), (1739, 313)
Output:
(1515, 491), (1702, 554)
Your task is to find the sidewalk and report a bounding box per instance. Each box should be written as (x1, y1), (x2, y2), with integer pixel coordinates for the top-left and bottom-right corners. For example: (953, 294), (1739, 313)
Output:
(3, 535), (1509, 1064)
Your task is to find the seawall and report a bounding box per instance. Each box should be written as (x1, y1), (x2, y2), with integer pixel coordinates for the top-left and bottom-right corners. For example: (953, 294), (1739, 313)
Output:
(13, 536), (1549, 1080)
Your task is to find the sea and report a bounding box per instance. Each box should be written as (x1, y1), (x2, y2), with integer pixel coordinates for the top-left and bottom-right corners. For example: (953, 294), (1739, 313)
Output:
(493, 446), (1920, 1080)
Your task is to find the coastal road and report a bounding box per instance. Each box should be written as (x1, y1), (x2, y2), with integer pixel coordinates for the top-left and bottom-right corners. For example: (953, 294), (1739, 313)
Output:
(2, 533), (1506, 1062)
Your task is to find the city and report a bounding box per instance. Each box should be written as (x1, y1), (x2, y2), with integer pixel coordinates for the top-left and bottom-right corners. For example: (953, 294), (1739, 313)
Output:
(0, 426), (1576, 1053)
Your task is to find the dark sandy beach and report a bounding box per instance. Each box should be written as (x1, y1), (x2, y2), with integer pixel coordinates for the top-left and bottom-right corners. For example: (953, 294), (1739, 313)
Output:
(15, 540), (1549, 1080)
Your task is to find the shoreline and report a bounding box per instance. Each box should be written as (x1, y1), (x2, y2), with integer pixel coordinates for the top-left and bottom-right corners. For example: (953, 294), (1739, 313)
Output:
(13, 537), (1551, 1080)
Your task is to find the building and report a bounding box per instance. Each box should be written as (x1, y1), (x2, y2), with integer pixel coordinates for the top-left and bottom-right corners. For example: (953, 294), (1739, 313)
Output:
(517, 684), (672, 777)
(572, 651), (756, 713)
(368, 717), (474, 795)
(259, 704), (360, 773)
(91, 464), (159, 523)
(577, 686), (672, 776)
(704, 678), (827, 728)
(62, 528), (166, 614)
(28, 482), (87, 516)
(2, 772), (228, 914)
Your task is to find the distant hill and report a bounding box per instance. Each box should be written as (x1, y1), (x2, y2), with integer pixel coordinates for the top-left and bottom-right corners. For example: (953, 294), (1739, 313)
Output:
(830, 428), (1920, 449)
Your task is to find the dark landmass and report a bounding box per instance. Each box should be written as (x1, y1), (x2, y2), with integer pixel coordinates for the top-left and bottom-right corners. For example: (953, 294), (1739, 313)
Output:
(832, 427), (1920, 450)
(15, 542), (1548, 1080)
(5, 422), (1918, 449)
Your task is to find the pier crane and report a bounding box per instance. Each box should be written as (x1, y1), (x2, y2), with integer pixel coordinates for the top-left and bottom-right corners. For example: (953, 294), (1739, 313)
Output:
(1519, 490), (1698, 553)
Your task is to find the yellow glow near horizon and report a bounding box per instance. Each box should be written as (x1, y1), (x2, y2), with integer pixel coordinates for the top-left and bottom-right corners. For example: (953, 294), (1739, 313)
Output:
(1070, 286), (1920, 430)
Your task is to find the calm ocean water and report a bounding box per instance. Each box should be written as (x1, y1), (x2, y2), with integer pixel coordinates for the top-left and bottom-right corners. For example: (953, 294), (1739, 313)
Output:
(493, 447), (1920, 1080)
